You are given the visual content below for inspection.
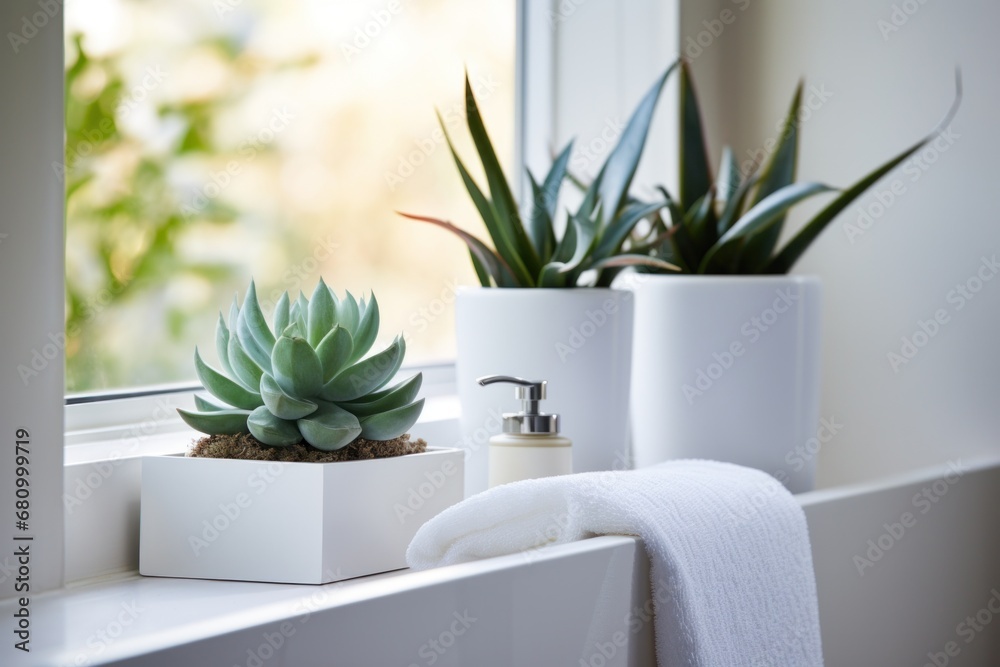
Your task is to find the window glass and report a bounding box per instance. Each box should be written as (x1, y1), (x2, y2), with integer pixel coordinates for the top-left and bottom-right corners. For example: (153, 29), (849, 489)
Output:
(64, 0), (515, 393)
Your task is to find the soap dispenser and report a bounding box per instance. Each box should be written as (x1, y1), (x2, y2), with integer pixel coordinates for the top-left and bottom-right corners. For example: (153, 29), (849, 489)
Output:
(478, 375), (572, 487)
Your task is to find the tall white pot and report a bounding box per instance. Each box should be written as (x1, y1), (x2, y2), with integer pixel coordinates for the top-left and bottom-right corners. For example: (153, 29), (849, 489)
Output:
(631, 276), (822, 493)
(456, 288), (634, 496)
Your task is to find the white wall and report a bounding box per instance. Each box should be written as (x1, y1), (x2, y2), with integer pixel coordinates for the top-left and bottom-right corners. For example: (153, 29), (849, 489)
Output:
(681, 0), (1000, 487)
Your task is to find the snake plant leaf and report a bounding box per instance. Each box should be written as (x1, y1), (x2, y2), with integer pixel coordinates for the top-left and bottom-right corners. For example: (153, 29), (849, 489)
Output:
(349, 294), (380, 363)
(590, 200), (667, 264)
(340, 373), (423, 416)
(699, 182), (833, 273)
(538, 262), (571, 288)
(358, 398), (425, 441)
(178, 408), (251, 435)
(227, 331), (264, 391)
(273, 291), (290, 337)
(588, 254), (682, 273)
(398, 212), (519, 287)
(557, 208), (600, 276)
(597, 60), (677, 226)
(316, 325), (354, 382)
(468, 251), (492, 287)
(527, 172), (556, 263)
(766, 71), (963, 273)
(307, 279), (336, 347)
(679, 60), (713, 213)
(194, 394), (230, 412)
(194, 348), (264, 411)
(236, 304), (273, 374)
(464, 73), (541, 278)
(739, 82), (804, 271)
(716, 146), (741, 210)
(215, 313), (234, 379)
(243, 281), (276, 352)
(272, 334), (323, 398)
(297, 403), (361, 451)
(687, 188), (719, 254)
(248, 406), (302, 447)
(321, 337), (403, 401)
(541, 141), (574, 220)
(435, 110), (533, 287)
(260, 373), (317, 421)
(716, 171), (759, 236)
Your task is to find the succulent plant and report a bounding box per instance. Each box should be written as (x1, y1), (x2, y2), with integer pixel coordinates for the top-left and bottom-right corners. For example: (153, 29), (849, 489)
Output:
(628, 62), (963, 275)
(399, 68), (682, 288)
(177, 279), (424, 450)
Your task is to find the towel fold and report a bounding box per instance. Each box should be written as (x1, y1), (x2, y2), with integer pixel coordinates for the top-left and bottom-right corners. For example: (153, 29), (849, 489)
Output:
(407, 459), (823, 667)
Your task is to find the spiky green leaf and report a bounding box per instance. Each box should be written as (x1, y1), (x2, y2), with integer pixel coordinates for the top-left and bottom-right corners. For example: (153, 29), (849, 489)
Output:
(248, 406), (302, 447)
(316, 325), (354, 382)
(178, 408), (250, 435)
(399, 212), (519, 287)
(297, 403), (361, 451)
(194, 348), (263, 411)
(349, 294), (380, 363)
(340, 373), (423, 417)
(679, 60), (713, 213)
(308, 279), (336, 347)
(227, 332), (264, 391)
(321, 337), (404, 402)
(359, 398), (425, 441)
(272, 335), (323, 398)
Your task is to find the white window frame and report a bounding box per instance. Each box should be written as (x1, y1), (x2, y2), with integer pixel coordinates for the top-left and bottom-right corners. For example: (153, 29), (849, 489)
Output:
(1, 0), (680, 595)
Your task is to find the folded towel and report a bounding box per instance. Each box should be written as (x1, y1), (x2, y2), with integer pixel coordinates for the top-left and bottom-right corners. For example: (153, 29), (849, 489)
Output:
(407, 459), (823, 667)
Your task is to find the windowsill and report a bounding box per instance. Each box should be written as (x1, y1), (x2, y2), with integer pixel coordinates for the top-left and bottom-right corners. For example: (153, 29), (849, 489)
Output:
(4, 536), (645, 666)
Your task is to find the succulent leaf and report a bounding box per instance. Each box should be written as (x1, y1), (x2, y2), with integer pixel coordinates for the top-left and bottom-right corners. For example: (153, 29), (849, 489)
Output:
(348, 294), (380, 363)
(237, 305), (273, 374)
(341, 373), (423, 416)
(194, 394), (230, 412)
(321, 337), (403, 402)
(227, 332), (264, 391)
(316, 325), (354, 382)
(215, 313), (234, 378)
(297, 403), (362, 451)
(194, 348), (264, 411)
(272, 334), (323, 398)
(260, 373), (318, 421)
(273, 291), (291, 336)
(243, 281), (276, 352)
(337, 291), (360, 336)
(308, 279), (336, 347)
(248, 406), (302, 447)
(178, 408), (251, 435)
(359, 398), (425, 441)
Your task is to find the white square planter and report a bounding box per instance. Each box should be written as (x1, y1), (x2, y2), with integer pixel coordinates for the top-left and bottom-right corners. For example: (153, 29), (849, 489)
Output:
(140, 448), (464, 584)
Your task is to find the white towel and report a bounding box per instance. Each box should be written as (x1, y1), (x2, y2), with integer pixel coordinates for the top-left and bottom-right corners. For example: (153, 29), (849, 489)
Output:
(406, 460), (823, 667)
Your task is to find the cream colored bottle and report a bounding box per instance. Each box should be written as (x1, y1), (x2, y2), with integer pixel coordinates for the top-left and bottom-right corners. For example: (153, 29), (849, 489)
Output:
(478, 375), (573, 488)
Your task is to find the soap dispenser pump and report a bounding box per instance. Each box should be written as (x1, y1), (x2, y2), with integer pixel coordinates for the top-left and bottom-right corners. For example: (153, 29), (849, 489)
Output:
(478, 375), (573, 487)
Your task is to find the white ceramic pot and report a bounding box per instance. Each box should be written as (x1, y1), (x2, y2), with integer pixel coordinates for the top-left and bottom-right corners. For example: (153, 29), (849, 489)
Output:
(630, 276), (822, 493)
(456, 288), (634, 496)
(139, 448), (464, 584)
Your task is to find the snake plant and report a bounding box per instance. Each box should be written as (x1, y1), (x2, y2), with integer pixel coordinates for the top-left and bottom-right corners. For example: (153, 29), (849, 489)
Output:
(632, 61), (963, 274)
(399, 66), (682, 288)
(177, 279), (424, 450)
